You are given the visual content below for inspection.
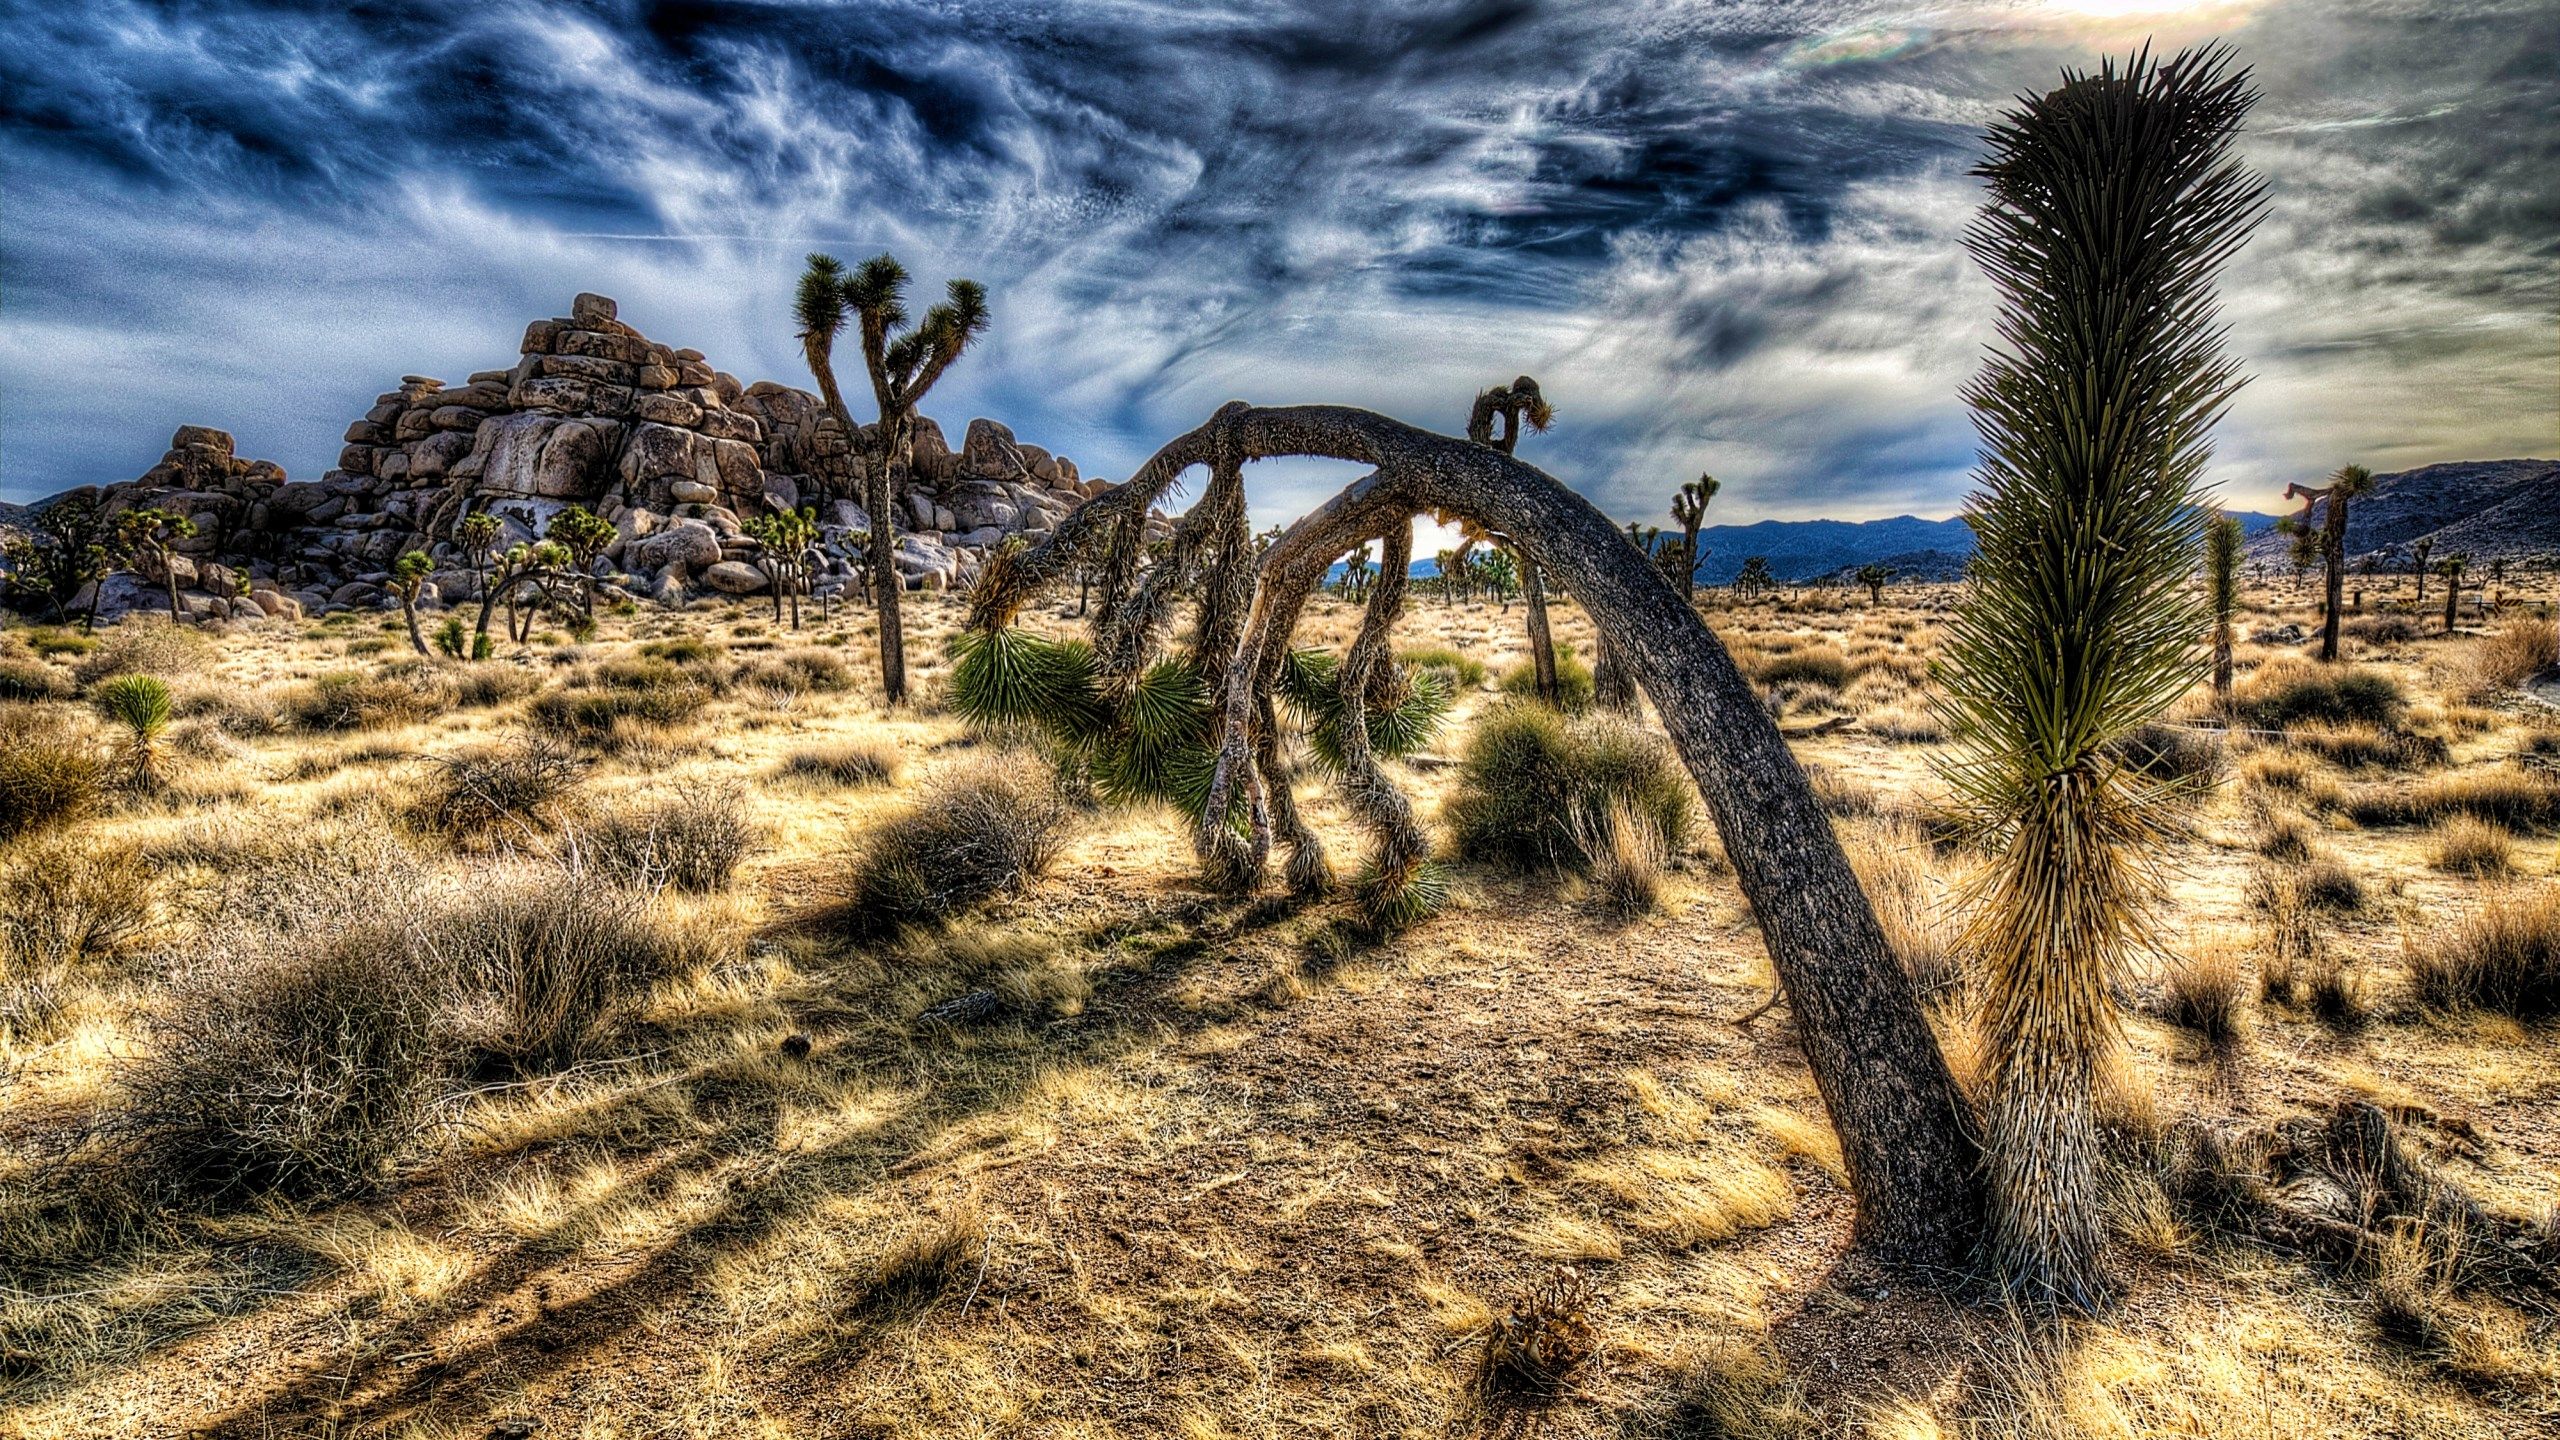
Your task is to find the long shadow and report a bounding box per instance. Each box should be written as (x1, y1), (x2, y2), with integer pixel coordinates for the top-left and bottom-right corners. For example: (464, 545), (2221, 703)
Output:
(178, 885), (1325, 1438)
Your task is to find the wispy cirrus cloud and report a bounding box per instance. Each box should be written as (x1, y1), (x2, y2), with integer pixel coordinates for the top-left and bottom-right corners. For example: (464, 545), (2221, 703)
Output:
(2, 0), (2552, 531)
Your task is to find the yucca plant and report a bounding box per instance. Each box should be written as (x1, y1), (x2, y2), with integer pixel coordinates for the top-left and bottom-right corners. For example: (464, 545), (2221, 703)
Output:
(2205, 513), (2244, 703)
(389, 550), (434, 656)
(1937, 44), (2263, 1311)
(2280, 464), (2372, 662)
(93, 674), (174, 790)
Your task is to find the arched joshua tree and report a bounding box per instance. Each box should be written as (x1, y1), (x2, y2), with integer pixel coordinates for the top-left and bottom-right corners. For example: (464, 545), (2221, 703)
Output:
(962, 397), (1984, 1270)
(1938, 43), (2263, 1312)
(796, 253), (989, 705)
(2282, 463), (2373, 662)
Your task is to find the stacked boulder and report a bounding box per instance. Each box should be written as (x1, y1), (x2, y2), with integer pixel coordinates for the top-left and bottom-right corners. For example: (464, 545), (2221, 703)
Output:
(9, 293), (1161, 620)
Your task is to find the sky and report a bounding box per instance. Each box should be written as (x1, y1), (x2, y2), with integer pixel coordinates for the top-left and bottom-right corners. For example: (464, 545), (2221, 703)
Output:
(3, 0), (2554, 536)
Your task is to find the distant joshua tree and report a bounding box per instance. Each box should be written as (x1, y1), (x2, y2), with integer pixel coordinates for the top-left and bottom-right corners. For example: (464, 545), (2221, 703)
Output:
(1732, 556), (1776, 598)
(796, 252), (989, 705)
(2411, 536), (2435, 604)
(1856, 564), (1895, 604)
(2281, 463), (2372, 661)
(745, 507), (822, 628)
(1, 494), (113, 627)
(1670, 475), (1718, 600)
(2437, 552), (2468, 633)
(1937, 44), (2262, 1312)
(389, 550), (434, 655)
(1464, 377), (1558, 704)
(456, 511), (502, 601)
(115, 506), (198, 624)
(2205, 513), (2244, 703)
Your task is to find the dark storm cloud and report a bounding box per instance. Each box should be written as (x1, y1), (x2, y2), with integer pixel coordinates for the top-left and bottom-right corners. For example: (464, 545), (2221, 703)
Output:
(2, 1), (2553, 527)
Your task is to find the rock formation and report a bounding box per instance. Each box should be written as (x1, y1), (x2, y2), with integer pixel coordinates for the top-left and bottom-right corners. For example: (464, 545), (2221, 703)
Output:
(4, 293), (1146, 621)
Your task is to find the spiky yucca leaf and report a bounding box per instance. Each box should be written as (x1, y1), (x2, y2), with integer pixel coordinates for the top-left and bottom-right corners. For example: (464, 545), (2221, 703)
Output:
(1278, 648), (1454, 772)
(1093, 659), (1214, 805)
(948, 628), (1104, 738)
(1935, 44), (2262, 1312)
(1354, 857), (1448, 931)
(93, 673), (173, 790)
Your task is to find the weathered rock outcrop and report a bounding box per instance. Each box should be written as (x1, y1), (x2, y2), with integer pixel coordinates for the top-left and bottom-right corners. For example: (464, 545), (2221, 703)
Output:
(5, 293), (1155, 619)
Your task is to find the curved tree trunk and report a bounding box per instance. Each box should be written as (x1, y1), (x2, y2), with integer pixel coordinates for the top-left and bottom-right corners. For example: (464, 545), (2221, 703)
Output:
(991, 403), (1984, 1269)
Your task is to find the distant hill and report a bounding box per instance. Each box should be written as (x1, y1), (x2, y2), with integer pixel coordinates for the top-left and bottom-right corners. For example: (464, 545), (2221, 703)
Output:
(1691, 508), (2282, 586)
(2243, 459), (2560, 571)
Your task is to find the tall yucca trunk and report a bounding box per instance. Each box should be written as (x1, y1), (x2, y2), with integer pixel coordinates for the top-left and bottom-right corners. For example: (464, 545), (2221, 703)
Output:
(2206, 515), (2242, 702)
(1939, 45), (2262, 1311)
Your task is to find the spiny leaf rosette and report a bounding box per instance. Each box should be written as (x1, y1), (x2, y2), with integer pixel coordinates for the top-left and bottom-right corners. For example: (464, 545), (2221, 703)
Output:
(1936, 44), (2265, 1312)
(962, 392), (1985, 1271)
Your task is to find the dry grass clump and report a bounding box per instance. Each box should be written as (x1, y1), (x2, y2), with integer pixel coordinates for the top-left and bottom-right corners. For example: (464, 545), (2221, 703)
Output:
(2296, 856), (2366, 913)
(1398, 644), (1489, 690)
(580, 784), (756, 893)
(777, 739), (900, 788)
(1472, 1267), (1596, 1404)
(285, 669), (441, 732)
(861, 1202), (986, 1317)
(2343, 768), (2560, 832)
(837, 759), (1074, 931)
(406, 736), (588, 846)
(1445, 703), (1695, 874)
(636, 634), (726, 666)
(1847, 821), (1964, 1002)
(2409, 887), (2560, 1018)
(2254, 807), (2317, 862)
(425, 877), (696, 1069)
(2425, 816), (2515, 876)
(0, 656), (70, 701)
(2235, 658), (2405, 730)
(736, 647), (855, 695)
(2464, 616), (2557, 695)
(1, 833), (157, 982)
(2157, 943), (2250, 1053)
(1495, 645), (1597, 713)
(1863, 702), (1947, 744)
(70, 620), (211, 686)
(2106, 720), (2227, 791)
(2345, 611), (2424, 646)
(525, 673), (711, 746)
(1743, 641), (1855, 690)
(0, 708), (103, 841)
(448, 664), (543, 710)
(1566, 795), (1671, 916)
(107, 931), (452, 1204)
(1621, 1342), (1814, 1439)
(2285, 722), (2449, 771)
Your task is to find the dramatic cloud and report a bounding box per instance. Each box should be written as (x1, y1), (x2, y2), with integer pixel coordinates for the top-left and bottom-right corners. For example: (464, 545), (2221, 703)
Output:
(3, 0), (2552, 528)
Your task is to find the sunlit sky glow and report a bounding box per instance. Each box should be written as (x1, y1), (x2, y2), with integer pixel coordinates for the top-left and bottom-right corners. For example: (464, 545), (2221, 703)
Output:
(2, 1), (2552, 533)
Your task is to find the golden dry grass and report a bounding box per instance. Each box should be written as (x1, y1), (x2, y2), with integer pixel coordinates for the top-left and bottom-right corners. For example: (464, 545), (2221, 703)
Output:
(0, 574), (2555, 1438)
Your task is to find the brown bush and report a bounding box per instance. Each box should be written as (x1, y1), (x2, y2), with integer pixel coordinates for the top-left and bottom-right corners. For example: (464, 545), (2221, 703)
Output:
(2410, 888), (2560, 1018)
(838, 759), (1073, 931)
(2344, 769), (2560, 832)
(0, 710), (102, 842)
(407, 737), (588, 847)
(777, 740), (900, 788)
(581, 784), (756, 893)
(2158, 944), (2250, 1052)
(286, 670), (441, 732)
(2425, 817), (2514, 877)
(426, 875), (699, 1069)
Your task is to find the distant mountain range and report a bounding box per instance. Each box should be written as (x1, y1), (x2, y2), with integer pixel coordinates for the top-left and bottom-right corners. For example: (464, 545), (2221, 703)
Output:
(2241, 458), (2560, 571)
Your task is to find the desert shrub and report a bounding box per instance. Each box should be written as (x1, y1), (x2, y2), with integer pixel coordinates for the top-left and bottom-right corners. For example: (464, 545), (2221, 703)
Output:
(2466, 617), (2558, 694)
(407, 737), (588, 846)
(21, 627), (97, 658)
(593, 655), (704, 694)
(2286, 723), (2449, 771)
(1803, 764), (1880, 818)
(1399, 645), (1489, 690)
(2158, 945), (2249, 1052)
(0, 657), (68, 702)
(109, 932), (452, 1204)
(286, 670), (437, 732)
(1746, 643), (1855, 690)
(425, 879), (694, 1068)
(2235, 659), (2405, 731)
(92, 674), (173, 790)
(1495, 646), (1597, 714)
(2345, 612), (2422, 646)
(1474, 1268), (1597, 1404)
(861, 1203), (986, 1317)
(1847, 822), (1963, 1002)
(2343, 769), (2560, 832)
(2410, 888), (2560, 1018)
(449, 665), (542, 709)
(2255, 809), (2317, 862)
(1445, 703), (1695, 874)
(838, 760), (1074, 930)
(71, 622), (210, 686)
(778, 740), (899, 788)
(1863, 703), (1946, 745)
(581, 785), (755, 893)
(0, 711), (102, 841)
(2297, 857), (2365, 912)
(738, 647), (854, 695)
(0, 833), (157, 980)
(2107, 721), (2226, 790)
(637, 635), (724, 665)
(2426, 817), (2514, 877)
(1567, 796), (1669, 915)
(525, 678), (709, 745)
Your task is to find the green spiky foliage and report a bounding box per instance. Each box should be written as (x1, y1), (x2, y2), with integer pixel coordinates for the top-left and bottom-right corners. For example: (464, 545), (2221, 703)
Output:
(1276, 647), (1453, 773)
(2205, 513), (2244, 701)
(744, 507), (823, 627)
(455, 511), (502, 596)
(434, 614), (469, 660)
(1855, 564), (1894, 604)
(1937, 44), (2262, 1312)
(543, 506), (616, 619)
(93, 673), (173, 790)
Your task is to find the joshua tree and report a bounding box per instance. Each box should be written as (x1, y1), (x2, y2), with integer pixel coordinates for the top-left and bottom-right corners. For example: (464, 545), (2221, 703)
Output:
(115, 507), (198, 623)
(475, 541), (570, 652)
(2206, 513), (2244, 703)
(796, 251), (989, 705)
(1856, 565), (1895, 604)
(456, 511), (502, 600)
(92, 674), (172, 791)
(2282, 463), (2373, 661)
(1, 494), (114, 627)
(1732, 556), (1777, 598)
(544, 506), (616, 622)
(1937, 44), (2262, 1312)
(1464, 377), (1560, 705)
(1671, 476), (1718, 600)
(961, 395), (1985, 1271)
(388, 550), (434, 656)
(2438, 552), (2468, 633)
(745, 507), (822, 628)
(2412, 536), (2434, 605)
